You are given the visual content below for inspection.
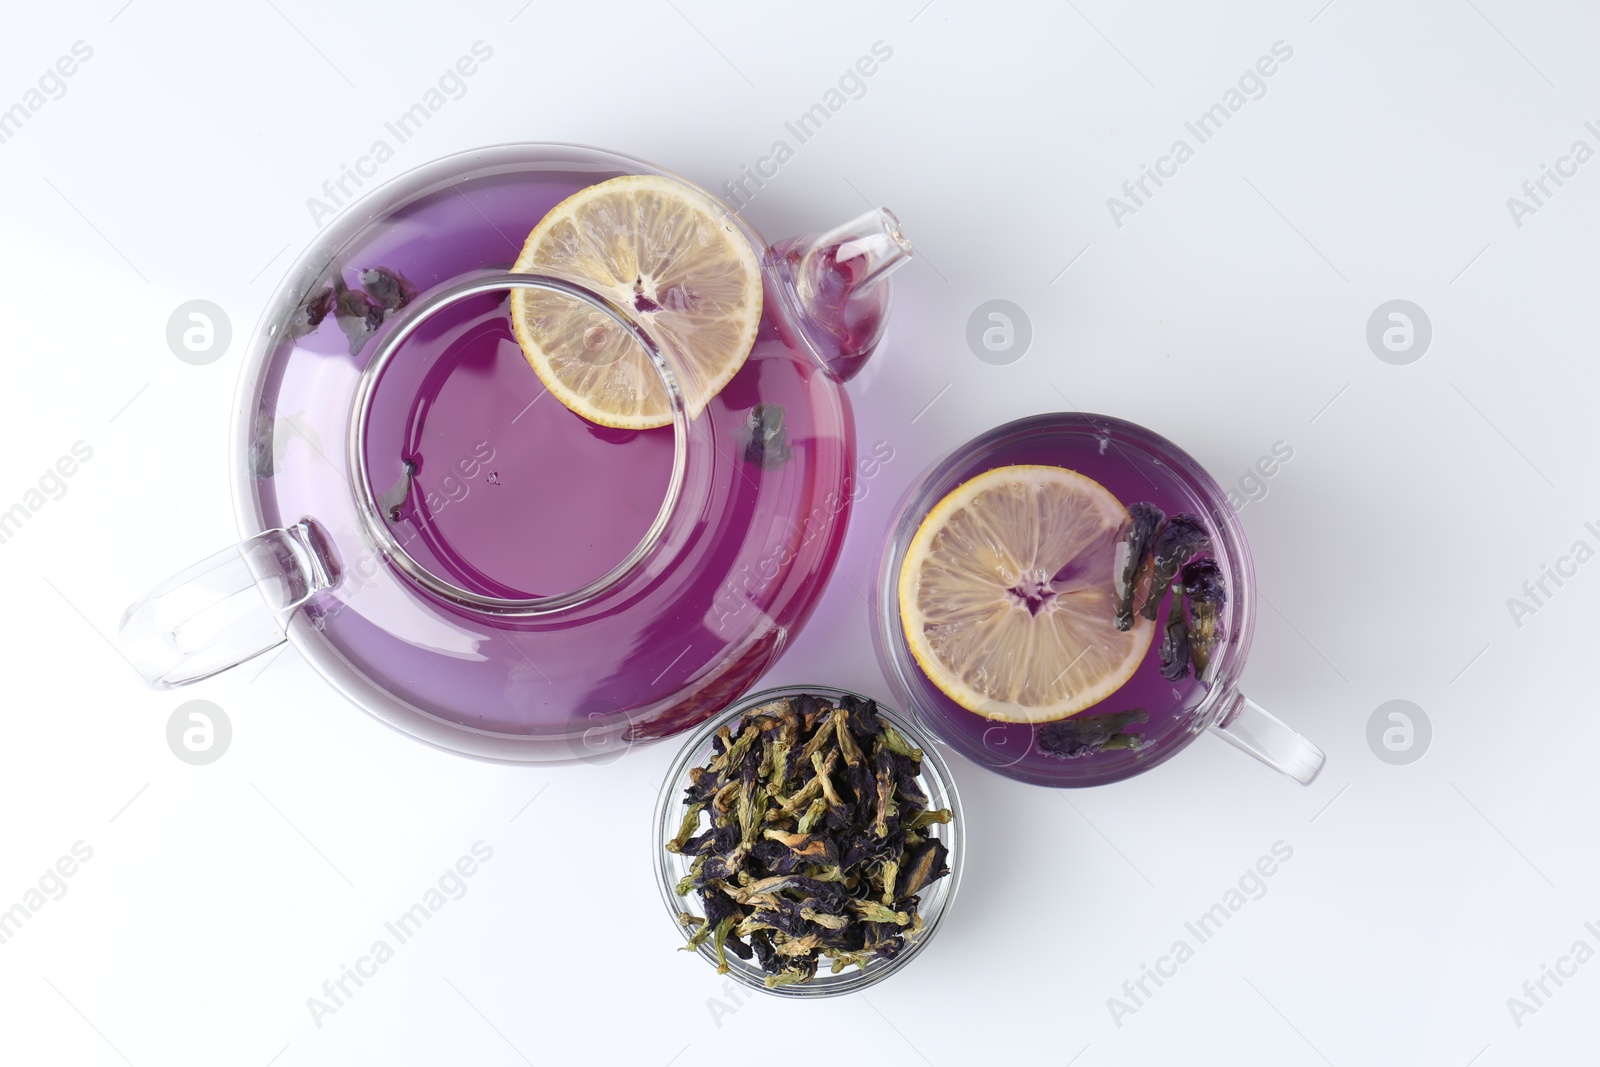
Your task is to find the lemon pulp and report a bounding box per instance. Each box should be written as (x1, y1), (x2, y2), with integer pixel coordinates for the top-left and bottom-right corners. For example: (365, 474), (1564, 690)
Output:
(898, 465), (1154, 723)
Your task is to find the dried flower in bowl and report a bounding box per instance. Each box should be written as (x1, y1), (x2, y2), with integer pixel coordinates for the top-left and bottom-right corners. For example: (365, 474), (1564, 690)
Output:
(666, 692), (953, 988)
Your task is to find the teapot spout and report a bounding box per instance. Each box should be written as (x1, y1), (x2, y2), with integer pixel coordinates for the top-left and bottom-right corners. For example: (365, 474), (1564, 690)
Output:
(767, 208), (912, 383)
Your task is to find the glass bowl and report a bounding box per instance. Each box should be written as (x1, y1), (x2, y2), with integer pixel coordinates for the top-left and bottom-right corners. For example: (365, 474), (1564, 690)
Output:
(652, 684), (964, 997)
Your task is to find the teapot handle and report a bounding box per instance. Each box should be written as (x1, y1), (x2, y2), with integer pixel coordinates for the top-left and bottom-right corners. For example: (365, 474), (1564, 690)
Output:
(1208, 691), (1326, 785)
(120, 521), (337, 688)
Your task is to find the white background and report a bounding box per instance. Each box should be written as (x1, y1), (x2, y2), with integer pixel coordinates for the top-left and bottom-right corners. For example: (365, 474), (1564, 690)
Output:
(2, 1), (1596, 1064)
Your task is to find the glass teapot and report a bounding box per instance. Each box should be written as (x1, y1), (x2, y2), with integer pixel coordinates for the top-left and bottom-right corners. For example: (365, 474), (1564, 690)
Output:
(122, 143), (912, 762)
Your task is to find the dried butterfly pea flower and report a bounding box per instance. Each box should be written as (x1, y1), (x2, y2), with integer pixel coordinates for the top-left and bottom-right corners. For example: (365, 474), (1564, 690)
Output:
(850, 900), (910, 925)
(761, 830), (838, 867)
(284, 283), (336, 340)
(766, 957), (817, 988)
(841, 693), (882, 738)
(1143, 514), (1211, 621)
(375, 458), (418, 523)
(1159, 602), (1191, 682)
(1180, 558), (1227, 677)
(877, 722), (922, 762)
(332, 282), (385, 357)
(315, 268), (417, 357)
(359, 266), (414, 312)
(742, 403), (792, 469)
(1036, 708), (1149, 760)
(247, 407), (278, 480)
(724, 931), (755, 961)
(670, 694), (951, 987)
(1115, 502), (1164, 631)
(892, 753), (927, 809)
(871, 747), (898, 838)
(751, 930), (779, 973)
(666, 802), (708, 853)
(905, 808), (952, 831)
(895, 838), (950, 901)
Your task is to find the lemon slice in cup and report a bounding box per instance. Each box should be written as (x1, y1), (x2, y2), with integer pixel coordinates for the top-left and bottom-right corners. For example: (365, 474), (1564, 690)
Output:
(508, 174), (763, 430)
(898, 465), (1155, 723)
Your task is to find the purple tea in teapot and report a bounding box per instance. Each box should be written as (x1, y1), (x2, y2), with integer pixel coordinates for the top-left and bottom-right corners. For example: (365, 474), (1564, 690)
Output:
(122, 144), (912, 762)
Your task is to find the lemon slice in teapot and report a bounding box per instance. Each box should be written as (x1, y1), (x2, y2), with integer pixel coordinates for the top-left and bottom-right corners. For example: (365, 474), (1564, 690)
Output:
(509, 174), (763, 430)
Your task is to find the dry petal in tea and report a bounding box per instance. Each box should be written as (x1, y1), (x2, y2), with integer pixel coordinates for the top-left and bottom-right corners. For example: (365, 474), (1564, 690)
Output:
(1159, 601), (1191, 682)
(1114, 507), (1227, 682)
(1179, 558), (1226, 677)
(284, 283), (336, 341)
(1114, 501), (1164, 632)
(1036, 708), (1148, 759)
(359, 266), (414, 312)
(668, 694), (951, 987)
(1142, 513), (1211, 621)
(1113, 508), (1222, 684)
(323, 267), (417, 356)
(334, 282), (385, 357)
(742, 403), (792, 469)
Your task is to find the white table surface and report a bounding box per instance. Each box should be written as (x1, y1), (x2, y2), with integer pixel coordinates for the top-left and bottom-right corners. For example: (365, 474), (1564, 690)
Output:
(3, 1), (1596, 1064)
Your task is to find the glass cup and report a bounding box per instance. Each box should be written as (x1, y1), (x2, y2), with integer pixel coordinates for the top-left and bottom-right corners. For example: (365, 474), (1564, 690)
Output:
(652, 685), (964, 996)
(872, 413), (1326, 788)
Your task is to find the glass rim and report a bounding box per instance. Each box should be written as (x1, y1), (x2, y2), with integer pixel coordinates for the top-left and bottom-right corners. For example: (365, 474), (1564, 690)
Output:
(346, 270), (691, 616)
(651, 683), (965, 998)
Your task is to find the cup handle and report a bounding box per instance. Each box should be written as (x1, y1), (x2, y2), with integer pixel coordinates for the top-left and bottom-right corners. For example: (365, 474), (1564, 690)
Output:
(1209, 692), (1326, 785)
(120, 521), (337, 688)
